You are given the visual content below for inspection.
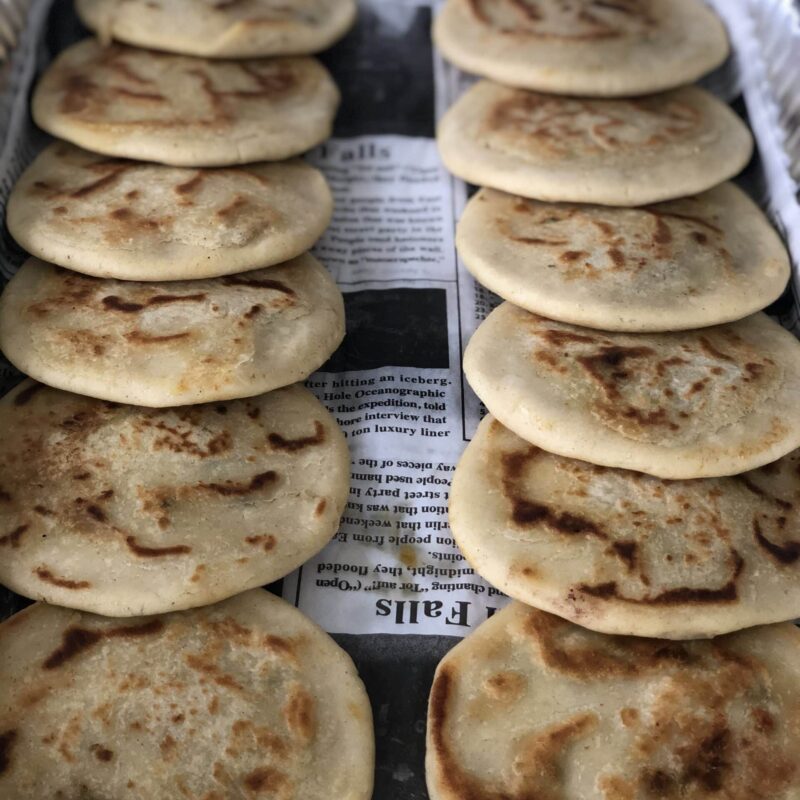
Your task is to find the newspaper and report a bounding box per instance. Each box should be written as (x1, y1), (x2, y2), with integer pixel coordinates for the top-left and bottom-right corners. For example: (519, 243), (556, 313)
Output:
(0, 0), (798, 796)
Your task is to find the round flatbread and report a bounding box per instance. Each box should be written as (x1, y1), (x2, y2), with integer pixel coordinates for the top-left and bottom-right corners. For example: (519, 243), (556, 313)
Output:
(32, 40), (340, 166)
(0, 380), (349, 616)
(457, 185), (789, 332)
(77, 0), (356, 58)
(451, 416), (800, 639)
(427, 603), (800, 800)
(7, 142), (333, 281)
(0, 255), (344, 407)
(438, 81), (753, 205)
(464, 303), (800, 479)
(0, 590), (374, 799)
(433, 0), (729, 97)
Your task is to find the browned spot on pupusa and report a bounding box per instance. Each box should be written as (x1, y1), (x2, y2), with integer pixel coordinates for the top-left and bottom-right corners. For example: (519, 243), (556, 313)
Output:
(160, 734), (177, 760)
(576, 345), (656, 401)
(198, 470), (277, 497)
(125, 331), (191, 345)
(752, 520), (800, 565)
(12, 382), (44, 406)
(0, 524), (28, 548)
(527, 315), (779, 445)
(620, 707), (639, 727)
(222, 275), (296, 296)
(99, 49), (154, 85)
(616, 664), (797, 799)
(559, 249), (588, 264)
(487, 90), (700, 161)
(284, 685), (315, 742)
(69, 165), (131, 199)
(736, 475), (793, 510)
(511, 713), (599, 797)
(466, 0), (654, 39)
(699, 336), (734, 362)
(539, 327), (598, 347)
(0, 729), (17, 775)
(229, 719), (288, 759)
(43, 619), (164, 669)
(523, 609), (705, 681)
(175, 171), (206, 198)
(264, 635), (296, 662)
(245, 534), (276, 552)
(428, 666), (484, 798)
(216, 195), (250, 220)
(90, 743), (114, 762)
(430, 661), (596, 800)
(268, 420), (326, 452)
(111, 87), (166, 103)
(184, 653), (244, 692)
(125, 536), (192, 557)
(497, 437), (636, 571)
(57, 44), (299, 131)
(483, 670), (526, 702)
(243, 766), (289, 795)
(34, 567), (91, 590)
(59, 73), (99, 113)
(101, 293), (206, 313)
(496, 193), (731, 281)
(27, 272), (96, 317)
(86, 503), (107, 522)
(575, 548), (744, 605)
(144, 417), (233, 458)
(608, 540), (637, 571)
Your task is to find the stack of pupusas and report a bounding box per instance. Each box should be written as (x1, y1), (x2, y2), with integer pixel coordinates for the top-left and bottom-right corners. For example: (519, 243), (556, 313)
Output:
(429, 2), (800, 798)
(0, 3), (375, 798)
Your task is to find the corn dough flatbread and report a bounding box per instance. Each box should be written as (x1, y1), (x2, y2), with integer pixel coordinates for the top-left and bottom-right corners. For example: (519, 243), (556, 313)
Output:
(0, 255), (344, 406)
(0, 590), (374, 799)
(427, 603), (800, 800)
(451, 416), (800, 639)
(77, 0), (356, 58)
(433, 0), (728, 96)
(7, 142), (333, 281)
(32, 39), (340, 166)
(456, 185), (789, 331)
(0, 380), (349, 616)
(464, 303), (800, 479)
(438, 81), (752, 205)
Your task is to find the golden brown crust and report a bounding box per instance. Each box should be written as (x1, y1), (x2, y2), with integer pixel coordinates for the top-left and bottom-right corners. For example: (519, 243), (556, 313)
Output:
(483, 90), (703, 162)
(0, 255), (345, 407)
(433, 0), (728, 97)
(449, 416), (800, 637)
(0, 381), (349, 616)
(521, 314), (780, 447)
(0, 592), (374, 798)
(7, 141), (334, 281)
(76, 0), (357, 58)
(437, 83), (752, 205)
(32, 40), (339, 166)
(463, 0), (656, 40)
(463, 304), (800, 478)
(427, 605), (800, 800)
